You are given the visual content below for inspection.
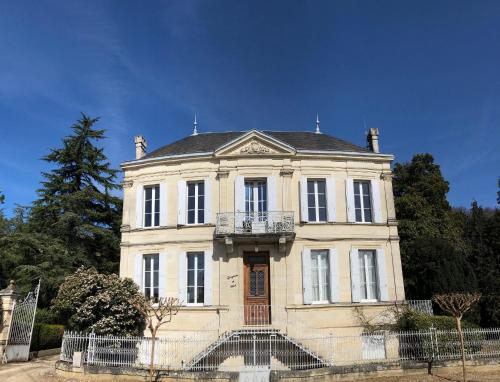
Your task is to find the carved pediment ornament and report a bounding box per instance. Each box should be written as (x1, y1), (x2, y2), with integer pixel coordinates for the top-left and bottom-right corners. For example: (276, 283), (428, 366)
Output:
(240, 140), (272, 155)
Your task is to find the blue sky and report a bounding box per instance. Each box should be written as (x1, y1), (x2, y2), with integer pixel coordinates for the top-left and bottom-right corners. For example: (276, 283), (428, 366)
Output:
(0, 0), (499, 215)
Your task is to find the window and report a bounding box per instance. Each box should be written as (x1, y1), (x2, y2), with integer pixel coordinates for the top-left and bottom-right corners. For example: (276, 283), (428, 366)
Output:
(359, 250), (378, 301)
(143, 254), (159, 301)
(307, 180), (327, 222)
(144, 185), (160, 227)
(187, 181), (205, 224)
(311, 249), (330, 302)
(187, 252), (204, 304)
(354, 181), (372, 223)
(245, 180), (267, 216)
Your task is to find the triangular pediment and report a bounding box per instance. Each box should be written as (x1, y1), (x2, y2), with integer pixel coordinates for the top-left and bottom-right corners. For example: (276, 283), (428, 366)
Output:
(215, 130), (296, 157)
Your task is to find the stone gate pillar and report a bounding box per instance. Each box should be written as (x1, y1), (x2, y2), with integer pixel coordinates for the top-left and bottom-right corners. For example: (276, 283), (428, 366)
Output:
(0, 280), (21, 358)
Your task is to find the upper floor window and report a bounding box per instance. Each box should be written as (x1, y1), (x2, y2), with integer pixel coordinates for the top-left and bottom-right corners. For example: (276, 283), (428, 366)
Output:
(307, 180), (327, 222)
(187, 181), (205, 224)
(311, 249), (330, 303)
(144, 185), (160, 227)
(359, 250), (378, 301)
(245, 180), (267, 215)
(354, 181), (372, 223)
(187, 252), (204, 304)
(143, 254), (159, 301)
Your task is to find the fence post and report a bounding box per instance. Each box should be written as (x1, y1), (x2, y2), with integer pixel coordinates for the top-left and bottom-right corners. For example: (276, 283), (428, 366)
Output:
(87, 331), (96, 365)
(430, 327), (440, 361)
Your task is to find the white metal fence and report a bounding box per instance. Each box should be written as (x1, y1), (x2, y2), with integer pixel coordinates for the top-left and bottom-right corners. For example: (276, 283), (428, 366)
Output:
(60, 328), (500, 371)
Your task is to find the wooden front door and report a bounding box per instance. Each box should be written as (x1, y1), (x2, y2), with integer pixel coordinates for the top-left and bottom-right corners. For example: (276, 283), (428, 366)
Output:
(243, 253), (270, 325)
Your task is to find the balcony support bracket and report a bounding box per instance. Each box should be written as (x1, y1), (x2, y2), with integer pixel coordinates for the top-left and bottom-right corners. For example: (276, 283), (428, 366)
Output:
(279, 236), (287, 253)
(225, 237), (234, 254)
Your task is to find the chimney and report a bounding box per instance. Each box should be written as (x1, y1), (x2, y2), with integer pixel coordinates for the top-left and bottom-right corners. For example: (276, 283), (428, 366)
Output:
(367, 128), (380, 153)
(135, 135), (147, 159)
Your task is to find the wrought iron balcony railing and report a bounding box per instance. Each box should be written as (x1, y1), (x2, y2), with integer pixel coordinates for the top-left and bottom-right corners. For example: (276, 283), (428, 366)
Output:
(215, 211), (294, 236)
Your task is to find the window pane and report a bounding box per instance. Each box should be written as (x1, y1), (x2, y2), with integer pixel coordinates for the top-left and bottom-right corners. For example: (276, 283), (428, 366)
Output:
(197, 287), (204, 303)
(145, 257), (151, 272)
(198, 194), (204, 210)
(198, 210), (204, 224)
(198, 254), (204, 269)
(361, 182), (370, 195)
(145, 200), (152, 214)
(317, 193), (326, 208)
(197, 270), (204, 286)
(308, 207), (316, 222)
(364, 208), (372, 223)
(198, 182), (204, 196)
(187, 269), (194, 286)
(354, 182), (361, 196)
(318, 207), (327, 222)
(308, 194), (316, 208)
(355, 209), (362, 222)
(187, 196), (195, 210)
(354, 194), (361, 209)
(145, 187), (152, 201)
(154, 212), (160, 226)
(317, 181), (326, 194)
(187, 286), (194, 303)
(187, 254), (195, 270)
(307, 181), (315, 193)
(144, 213), (152, 227)
(187, 210), (195, 224)
(187, 183), (195, 197)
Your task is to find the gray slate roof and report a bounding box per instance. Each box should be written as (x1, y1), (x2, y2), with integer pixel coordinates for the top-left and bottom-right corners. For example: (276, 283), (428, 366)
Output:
(144, 131), (371, 159)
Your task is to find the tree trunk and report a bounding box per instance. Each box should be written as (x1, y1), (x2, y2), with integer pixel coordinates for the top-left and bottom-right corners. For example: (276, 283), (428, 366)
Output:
(149, 329), (156, 382)
(456, 316), (466, 382)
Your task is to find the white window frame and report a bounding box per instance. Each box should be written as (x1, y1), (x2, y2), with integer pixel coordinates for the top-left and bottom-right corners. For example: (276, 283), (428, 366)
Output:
(186, 181), (205, 225)
(143, 185), (160, 228)
(354, 180), (373, 223)
(307, 179), (327, 222)
(186, 252), (204, 306)
(245, 180), (267, 214)
(143, 254), (159, 301)
(359, 250), (379, 302)
(310, 249), (330, 304)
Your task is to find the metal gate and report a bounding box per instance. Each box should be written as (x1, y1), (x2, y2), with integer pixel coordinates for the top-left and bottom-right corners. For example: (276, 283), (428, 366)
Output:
(2, 280), (40, 362)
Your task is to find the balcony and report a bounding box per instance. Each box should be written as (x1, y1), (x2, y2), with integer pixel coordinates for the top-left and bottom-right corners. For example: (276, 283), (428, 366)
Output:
(215, 212), (295, 247)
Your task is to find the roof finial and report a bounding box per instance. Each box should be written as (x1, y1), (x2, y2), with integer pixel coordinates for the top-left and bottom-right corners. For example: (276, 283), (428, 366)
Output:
(315, 113), (321, 134)
(192, 113), (198, 136)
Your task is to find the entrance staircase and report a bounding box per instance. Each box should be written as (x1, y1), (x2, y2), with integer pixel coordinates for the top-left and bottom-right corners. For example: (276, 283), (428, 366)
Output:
(185, 328), (328, 371)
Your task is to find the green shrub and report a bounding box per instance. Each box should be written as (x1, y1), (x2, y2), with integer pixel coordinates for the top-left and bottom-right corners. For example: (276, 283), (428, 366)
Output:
(35, 308), (59, 324)
(397, 309), (478, 331)
(30, 323), (64, 351)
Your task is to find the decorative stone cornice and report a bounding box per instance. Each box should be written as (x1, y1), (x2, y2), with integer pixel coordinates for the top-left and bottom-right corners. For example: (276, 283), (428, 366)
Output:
(381, 172), (393, 180)
(122, 180), (134, 188)
(280, 168), (294, 177)
(217, 169), (230, 178)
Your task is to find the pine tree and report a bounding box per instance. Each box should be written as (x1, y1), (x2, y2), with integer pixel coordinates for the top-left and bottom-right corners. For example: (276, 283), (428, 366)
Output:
(30, 114), (122, 273)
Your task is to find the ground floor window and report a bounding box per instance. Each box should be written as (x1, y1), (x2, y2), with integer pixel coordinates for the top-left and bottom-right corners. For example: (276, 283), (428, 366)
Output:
(143, 254), (159, 301)
(359, 250), (378, 301)
(187, 252), (204, 304)
(311, 249), (330, 303)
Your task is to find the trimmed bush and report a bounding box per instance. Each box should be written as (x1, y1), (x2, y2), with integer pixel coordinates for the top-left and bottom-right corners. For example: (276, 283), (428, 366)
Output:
(30, 323), (64, 351)
(397, 309), (478, 331)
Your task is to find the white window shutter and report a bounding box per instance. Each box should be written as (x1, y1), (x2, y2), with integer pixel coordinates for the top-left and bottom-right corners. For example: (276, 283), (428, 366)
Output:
(178, 252), (187, 305)
(328, 248), (340, 303)
(300, 177), (308, 222)
(326, 177), (336, 222)
(350, 248), (361, 302)
(204, 178), (211, 224)
(204, 250), (213, 306)
(134, 254), (143, 290)
(159, 252), (167, 298)
(234, 176), (245, 213)
(267, 175), (277, 211)
(135, 186), (143, 229)
(177, 180), (186, 225)
(301, 248), (312, 304)
(159, 183), (168, 226)
(371, 179), (382, 223)
(376, 249), (389, 301)
(346, 178), (355, 223)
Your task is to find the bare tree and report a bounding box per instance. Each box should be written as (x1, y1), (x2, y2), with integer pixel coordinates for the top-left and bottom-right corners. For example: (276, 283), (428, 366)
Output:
(433, 293), (481, 382)
(133, 296), (181, 382)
